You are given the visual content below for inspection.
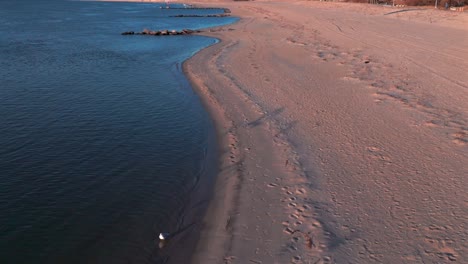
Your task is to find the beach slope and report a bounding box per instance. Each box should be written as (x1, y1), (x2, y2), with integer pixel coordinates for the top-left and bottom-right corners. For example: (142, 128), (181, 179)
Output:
(184, 1), (468, 263)
(103, 0), (468, 262)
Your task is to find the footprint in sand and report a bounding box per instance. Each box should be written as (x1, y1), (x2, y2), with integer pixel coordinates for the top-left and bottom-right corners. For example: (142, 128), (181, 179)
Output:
(423, 237), (458, 261)
(369, 81), (386, 89)
(367, 146), (392, 163)
(451, 131), (467, 146)
(367, 146), (380, 152)
(286, 38), (307, 46)
(284, 227), (295, 235)
(295, 188), (306, 195)
(289, 214), (299, 219)
(291, 255), (302, 263)
(311, 220), (322, 228)
(341, 76), (361, 82)
(423, 119), (440, 127)
(287, 245), (299, 255)
(370, 91), (388, 104)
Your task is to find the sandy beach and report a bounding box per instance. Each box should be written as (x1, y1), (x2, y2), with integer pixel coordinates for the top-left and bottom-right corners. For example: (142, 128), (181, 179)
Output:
(103, 0), (467, 263)
(184, 1), (467, 263)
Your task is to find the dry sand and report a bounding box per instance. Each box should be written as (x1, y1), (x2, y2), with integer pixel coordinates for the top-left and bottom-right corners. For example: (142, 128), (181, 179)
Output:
(103, 0), (468, 263)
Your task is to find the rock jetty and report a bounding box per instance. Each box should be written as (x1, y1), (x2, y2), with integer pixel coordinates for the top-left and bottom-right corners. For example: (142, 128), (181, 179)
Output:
(121, 29), (201, 36)
(161, 7), (231, 13)
(170, 14), (230, 18)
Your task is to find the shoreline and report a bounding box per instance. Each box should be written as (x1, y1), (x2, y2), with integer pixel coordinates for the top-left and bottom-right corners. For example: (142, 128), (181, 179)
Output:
(143, 4), (242, 263)
(180, 1), (468, 263)
(98, 0), (467, 263)
(181, 5), (332, 262)
(89, 1), (244, 262)
(84, 1), (241, 262)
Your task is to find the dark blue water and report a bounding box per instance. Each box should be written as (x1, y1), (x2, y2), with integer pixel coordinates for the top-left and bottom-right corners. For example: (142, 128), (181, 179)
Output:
(0, 1), (237, 263)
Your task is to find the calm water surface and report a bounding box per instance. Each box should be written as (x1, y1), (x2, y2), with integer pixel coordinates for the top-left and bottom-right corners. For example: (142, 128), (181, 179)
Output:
(0, 1), (237, 263)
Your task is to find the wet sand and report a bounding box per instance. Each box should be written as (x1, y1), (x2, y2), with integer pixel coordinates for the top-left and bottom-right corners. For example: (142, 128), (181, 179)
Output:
(102, 1), (468, 263)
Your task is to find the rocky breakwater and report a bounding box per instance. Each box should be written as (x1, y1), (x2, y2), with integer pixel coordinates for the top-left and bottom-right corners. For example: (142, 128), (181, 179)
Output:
(162, 7), (231, 14)
(121, 29), (201, 36)
(169, 14), (230, 18)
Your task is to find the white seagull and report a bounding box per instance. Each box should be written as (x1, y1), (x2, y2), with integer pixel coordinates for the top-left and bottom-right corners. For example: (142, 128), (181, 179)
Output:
(159, 232), (170, 241)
